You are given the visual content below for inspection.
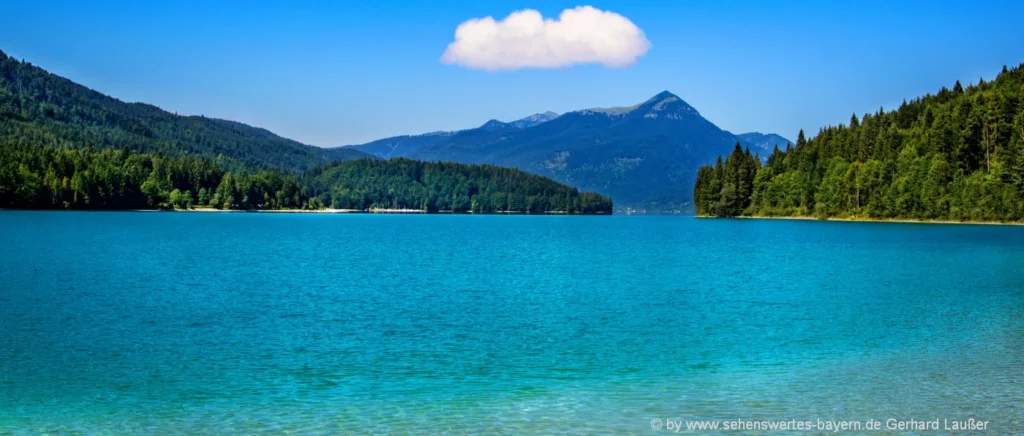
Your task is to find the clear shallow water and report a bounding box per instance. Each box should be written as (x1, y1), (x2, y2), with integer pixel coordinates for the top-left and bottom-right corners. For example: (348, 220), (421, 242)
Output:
(1, 212), (1022, 434)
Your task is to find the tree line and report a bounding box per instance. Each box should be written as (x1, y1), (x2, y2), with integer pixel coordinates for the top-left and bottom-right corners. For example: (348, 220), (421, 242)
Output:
(0, 143), (313, 210)
(303, 158), (612, 214)
(0, 144), (612, 213)
(695, 63), (1024, 222)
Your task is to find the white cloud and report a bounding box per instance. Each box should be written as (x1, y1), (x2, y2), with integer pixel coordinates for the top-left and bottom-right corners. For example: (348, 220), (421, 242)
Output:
(441, 6), (651, 71)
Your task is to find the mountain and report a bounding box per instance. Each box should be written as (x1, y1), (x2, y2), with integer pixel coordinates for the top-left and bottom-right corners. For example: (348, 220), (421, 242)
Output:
(0, 49), (609, 213)
(735, 132), (792, 153)
(342, 131), (453, 160)
(480, 112), (560, 131)
(346, 91), (758, 211)
(507, 111), (560, 128)
(696, 63), (1024, 222)
(350, 111), (562, 159)
(0, 49), (372, 172)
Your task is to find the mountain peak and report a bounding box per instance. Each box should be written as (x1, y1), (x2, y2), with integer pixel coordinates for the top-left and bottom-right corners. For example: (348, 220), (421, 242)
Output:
(646, 90), (679, 102)
(507, 111), (560, 128)
(638, 91), (698, 117)
(578, 91), (700, 119)
(518, 111), (559, 123)
(478, 119), (510, 131)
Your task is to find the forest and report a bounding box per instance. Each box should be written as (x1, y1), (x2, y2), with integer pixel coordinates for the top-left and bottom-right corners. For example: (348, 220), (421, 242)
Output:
(0, 48), (611, 214)
(0, 143), (313, 210)
(304, 158), (612, 214)
(0, 49), (369, 172)
(695, 63), (1024, 222)
(0, 143), (612, 213)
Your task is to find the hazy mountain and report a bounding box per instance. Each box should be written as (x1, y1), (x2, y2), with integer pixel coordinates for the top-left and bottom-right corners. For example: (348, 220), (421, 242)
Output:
(507, 111), (560, 128)
(341, 131), (453, 160)
(351, 111), (562, 158)
(735, 132), (793, 154)
(346, 91), (763, 211)
(0, 49), (372, 172)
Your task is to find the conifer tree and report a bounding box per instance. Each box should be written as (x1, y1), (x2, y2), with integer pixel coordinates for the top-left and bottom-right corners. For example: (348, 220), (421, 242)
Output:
(694, 63), (1024, 222)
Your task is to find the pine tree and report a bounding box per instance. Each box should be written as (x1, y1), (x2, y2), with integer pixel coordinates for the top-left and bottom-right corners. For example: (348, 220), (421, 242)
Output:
(693, 63), (1024, 222)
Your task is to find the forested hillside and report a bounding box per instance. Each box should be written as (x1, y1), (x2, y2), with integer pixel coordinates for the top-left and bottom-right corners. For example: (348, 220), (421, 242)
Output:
(0, 49), (611, 214)
(695, 63), (1024, 222)
(0, 143), (314, 210)
(0, 49), (370, 172)
(0, 143), (611, 213)
(304, 158), (612, 213)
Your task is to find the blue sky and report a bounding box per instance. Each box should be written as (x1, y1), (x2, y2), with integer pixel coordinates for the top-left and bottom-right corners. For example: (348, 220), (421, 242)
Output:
(2, 0), (1022, 146)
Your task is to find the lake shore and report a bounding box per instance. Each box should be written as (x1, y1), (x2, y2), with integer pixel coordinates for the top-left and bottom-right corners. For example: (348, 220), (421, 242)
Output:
(128, 208), (596, 215)
(697, 215), (1024, 226)
(170, 207), (363, 213)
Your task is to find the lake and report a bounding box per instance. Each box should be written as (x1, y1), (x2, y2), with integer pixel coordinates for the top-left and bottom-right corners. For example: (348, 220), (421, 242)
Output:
(1, 212), (1022, 433)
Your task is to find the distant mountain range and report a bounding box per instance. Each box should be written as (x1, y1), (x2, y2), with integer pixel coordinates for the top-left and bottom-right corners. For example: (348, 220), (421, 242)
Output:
(0, 49), (372, 172)
(1, 47), (789, 211)
(343, 92), (788, 211)
(734, 132), (793, 154)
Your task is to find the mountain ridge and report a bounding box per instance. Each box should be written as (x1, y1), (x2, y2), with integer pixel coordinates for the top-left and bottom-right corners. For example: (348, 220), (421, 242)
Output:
(345, 91), (785, 211)
(0, 49), (373, 172)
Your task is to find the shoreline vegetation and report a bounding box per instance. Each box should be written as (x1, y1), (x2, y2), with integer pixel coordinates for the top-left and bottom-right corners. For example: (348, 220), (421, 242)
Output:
(0, 145), (613, 215)
(694, 63), (1024, 225)
(0, 207), (601, 215)
(696, 214), (1024, 226)
(143, 208), (599, 215)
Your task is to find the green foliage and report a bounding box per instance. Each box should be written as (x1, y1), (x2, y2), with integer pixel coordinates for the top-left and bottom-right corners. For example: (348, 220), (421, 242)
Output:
(0, 143), (308, 210)
(0, 49), (371, 173)
(304, 158), (613, 214)
(0, 145), (611, 214)
(693, 143), (759, 216)
(695, 63), (1024, 222)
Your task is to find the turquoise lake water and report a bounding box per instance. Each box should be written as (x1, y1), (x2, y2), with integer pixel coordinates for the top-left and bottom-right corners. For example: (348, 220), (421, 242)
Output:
(1, 212), (1022, 434)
